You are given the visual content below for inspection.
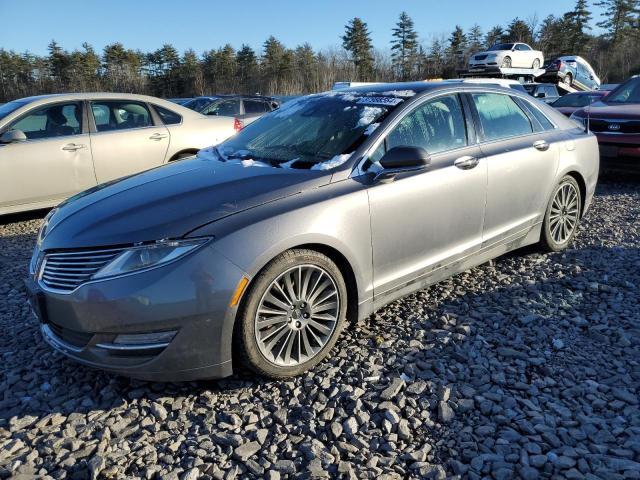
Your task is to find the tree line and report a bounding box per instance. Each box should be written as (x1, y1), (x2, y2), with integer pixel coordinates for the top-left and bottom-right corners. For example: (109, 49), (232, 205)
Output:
(0, 0), (639, 102)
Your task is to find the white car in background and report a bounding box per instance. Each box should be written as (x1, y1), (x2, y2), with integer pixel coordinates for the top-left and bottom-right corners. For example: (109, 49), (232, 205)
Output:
(469, 43), (544, 70)
(0, 93), (236, 215)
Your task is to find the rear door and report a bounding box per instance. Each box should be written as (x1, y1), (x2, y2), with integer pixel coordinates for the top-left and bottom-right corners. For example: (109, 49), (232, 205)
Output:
(88, 99), (170, 183)
(0, 101), (96, 211)
(468, 92), (559, 246)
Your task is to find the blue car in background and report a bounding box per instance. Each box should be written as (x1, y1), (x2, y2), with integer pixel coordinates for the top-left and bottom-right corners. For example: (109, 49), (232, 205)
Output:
(541, 56), (601, 91)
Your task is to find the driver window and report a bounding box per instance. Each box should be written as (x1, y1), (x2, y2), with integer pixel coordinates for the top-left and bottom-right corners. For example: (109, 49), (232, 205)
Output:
(91, 101), (152, 132)
(370, 94), (467, 165)
(9, 103), (82, 140)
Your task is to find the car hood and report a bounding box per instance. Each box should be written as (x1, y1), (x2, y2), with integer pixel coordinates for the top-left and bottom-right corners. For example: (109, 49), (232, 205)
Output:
(41, 157), (331, 250)
(577, 101), (640, 119)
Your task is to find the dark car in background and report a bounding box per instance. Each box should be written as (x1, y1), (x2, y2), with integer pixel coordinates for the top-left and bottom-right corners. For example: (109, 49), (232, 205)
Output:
(183, 94), (280, 127)
(523, 83), (560, 104)
(167, 98), (193, 105)
(551, 91), (608, 117)
(541, 56), (601, 91)
(570, 76), (640, 167)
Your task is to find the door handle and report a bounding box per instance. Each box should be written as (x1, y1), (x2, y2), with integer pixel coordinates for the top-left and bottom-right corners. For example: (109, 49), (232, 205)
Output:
(62, 143), (86, 151)
(149, 133), (168, 140)
(454, 156), (479, 170)
(533, 140), (550, 151)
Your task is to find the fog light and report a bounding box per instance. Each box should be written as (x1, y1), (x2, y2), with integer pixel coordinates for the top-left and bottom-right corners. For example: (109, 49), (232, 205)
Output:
(113, 331), (177, 346)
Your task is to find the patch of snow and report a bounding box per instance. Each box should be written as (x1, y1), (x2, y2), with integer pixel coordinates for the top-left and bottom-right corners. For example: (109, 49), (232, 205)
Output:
(380, 89), (416, 97)
(271, 97), (307, 118)
(364, 123), (380, 135)
(197, 145), (221, 161)
(311, 153), (352, 171)
(357, 106), (384, 127)
(279, 158), (300, 169)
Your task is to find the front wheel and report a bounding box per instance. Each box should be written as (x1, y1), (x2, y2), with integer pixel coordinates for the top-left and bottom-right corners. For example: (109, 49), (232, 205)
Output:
(532, 58), (540, 69)
(540, 176), (582, 252)
(501, 57), (512, 68)
(234, 249), (348, 379)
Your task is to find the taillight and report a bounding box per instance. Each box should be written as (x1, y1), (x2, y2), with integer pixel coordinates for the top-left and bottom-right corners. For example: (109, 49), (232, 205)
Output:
(233, 118), (243, 133)
(556, 60), (564, 69)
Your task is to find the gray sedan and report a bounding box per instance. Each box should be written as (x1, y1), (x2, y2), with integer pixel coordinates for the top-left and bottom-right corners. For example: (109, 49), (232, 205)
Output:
(0, 93), (235, 215)
(26, 82), (599, 381)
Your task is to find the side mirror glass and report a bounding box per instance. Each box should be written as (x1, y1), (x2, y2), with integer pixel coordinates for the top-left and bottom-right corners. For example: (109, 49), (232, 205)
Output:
(535, 92), (545, 98)
(0, 129), (27, 144)
(375, 146), (431, 182)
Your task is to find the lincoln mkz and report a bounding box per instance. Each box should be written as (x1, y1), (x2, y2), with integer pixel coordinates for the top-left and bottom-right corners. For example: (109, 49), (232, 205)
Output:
(26, 82), (599, 381)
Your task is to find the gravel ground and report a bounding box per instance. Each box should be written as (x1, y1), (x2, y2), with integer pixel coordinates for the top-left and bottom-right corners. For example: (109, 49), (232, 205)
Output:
(1, 177), (639, 480)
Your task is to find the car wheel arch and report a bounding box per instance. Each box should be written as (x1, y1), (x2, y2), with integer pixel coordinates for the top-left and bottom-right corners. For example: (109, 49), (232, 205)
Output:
(168, 149), (199, 162)
(236, 242), (360, 327)
(565, 170), (587, 217)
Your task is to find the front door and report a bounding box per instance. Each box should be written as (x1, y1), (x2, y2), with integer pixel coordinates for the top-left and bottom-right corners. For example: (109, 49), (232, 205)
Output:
(0, 101), (96, 211)
(88, 100), (170, 183)
(366, 93), (487, 307)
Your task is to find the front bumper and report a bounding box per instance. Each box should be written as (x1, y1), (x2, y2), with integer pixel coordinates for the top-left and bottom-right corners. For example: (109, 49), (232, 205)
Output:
(25, 245), (247, 381)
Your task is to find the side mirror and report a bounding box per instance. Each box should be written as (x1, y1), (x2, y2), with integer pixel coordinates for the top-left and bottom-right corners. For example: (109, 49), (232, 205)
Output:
(375, 146), (430, 182)
(0, 129), (27, 144)
(535, 92), (546, 98)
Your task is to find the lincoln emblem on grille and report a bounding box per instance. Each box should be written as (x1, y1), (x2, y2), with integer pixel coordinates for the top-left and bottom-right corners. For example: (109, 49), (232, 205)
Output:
(608, 123), (621, 131)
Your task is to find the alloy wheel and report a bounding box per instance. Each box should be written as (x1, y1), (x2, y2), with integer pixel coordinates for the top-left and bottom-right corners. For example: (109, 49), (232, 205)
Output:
(548, 182), (580, 244)
(254, 265), (340, 366)
(502, 57), (512, 68)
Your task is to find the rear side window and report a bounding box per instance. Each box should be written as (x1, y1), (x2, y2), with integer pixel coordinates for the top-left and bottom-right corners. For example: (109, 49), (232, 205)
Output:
(91, 101), (152, 132)
(154, 105), (182, 125)
(202, 100), (241, 117)
(243, 100), (269, 115)
(517, 98), (556, 131)
(472, 93), (533, 141)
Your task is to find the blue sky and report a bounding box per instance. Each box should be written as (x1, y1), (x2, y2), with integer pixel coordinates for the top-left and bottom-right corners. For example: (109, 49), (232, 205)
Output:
(0, 0), (603, 55)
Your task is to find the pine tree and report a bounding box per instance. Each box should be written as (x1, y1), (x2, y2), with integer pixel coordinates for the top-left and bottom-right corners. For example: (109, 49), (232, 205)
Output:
(507, 18), (534, 43)
(595, 0), (637, 40)
(564, 0), (593, 52)
(391, 11), (419, 81)
(467, 24), (484, 53)
(485, 26), (505, 47)
(342, 17), (374, 80)
(236, 44), (258, 92)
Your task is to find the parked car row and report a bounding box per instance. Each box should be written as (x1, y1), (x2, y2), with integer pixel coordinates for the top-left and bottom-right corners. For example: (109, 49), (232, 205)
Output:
(0, 93), (236, 215)
(22, 81), (599, 381)
(183, 94), (280, 128)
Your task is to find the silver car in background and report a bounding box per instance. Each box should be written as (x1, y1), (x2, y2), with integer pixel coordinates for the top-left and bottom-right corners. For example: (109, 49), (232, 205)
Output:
(27, 82), (599, 381)
(0, 93), (236, 215)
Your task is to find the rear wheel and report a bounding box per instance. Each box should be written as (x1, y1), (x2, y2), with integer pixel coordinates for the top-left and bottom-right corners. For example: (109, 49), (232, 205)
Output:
(532, 58), (540, 69)
(234, 249), (348, 379)
(540, 176), (582, 252)
(501, 57), (512, 68)
(563, 72), (573, 86)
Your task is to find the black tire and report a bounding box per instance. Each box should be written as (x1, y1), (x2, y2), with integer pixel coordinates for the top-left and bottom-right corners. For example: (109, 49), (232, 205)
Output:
(540, 175), (582, 252)
(233, 249), (348, 379)
(502, 57), (512, 68)
(563, 72), (573, 86)
(532, 59), (540, 69)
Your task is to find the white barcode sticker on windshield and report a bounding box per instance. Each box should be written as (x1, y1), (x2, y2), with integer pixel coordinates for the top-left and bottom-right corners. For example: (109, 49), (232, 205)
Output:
(356, 96), (404, 106)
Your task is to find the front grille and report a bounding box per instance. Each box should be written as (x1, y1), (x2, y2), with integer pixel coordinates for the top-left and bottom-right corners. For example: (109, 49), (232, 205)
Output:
(48, 321), (94, 348)
(589, 119), (640, 134)
(474, 55), (488, 61)
(40, 246), (126, 291)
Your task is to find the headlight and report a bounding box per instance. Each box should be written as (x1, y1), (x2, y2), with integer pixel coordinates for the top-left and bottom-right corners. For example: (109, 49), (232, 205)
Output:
(93, 238), (210, 279)
(487, 54), (497, 59)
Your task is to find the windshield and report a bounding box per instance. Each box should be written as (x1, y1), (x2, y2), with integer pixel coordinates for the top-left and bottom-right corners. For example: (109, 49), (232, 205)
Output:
(489, 43), (514, 51)
(605, 78), (640, 104)
(183, 97), (218, 112)
(552, 93), (599, 107)
(217, 92), (405, 169)
(0, 100), (29, 122)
